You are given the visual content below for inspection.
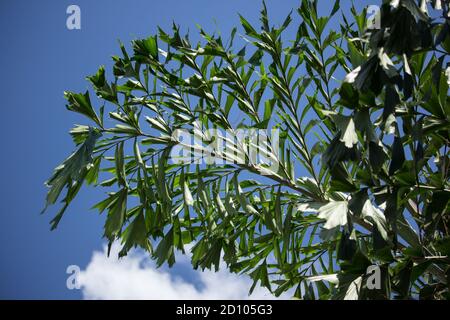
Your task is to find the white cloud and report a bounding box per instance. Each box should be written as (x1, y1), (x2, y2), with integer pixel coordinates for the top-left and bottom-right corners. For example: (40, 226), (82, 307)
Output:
(78, 244), (292, 300)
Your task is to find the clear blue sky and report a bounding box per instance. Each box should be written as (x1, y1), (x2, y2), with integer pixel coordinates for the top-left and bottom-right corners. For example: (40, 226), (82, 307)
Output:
(0, 0), (373, 299)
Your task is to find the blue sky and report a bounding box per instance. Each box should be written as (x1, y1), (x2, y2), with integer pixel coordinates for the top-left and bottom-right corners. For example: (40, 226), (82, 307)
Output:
(0, 0), (373, 299)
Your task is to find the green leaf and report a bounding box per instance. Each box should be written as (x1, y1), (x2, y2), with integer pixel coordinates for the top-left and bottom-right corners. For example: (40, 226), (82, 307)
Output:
(181, 169), (194, 206)
(248, 49), (264, 66)
(133, 35), (159, 61)
(85, 156), (101, 185)
(64, 91), (102, 127)
(361, 200), (389, 242)
(239, 15), (259, 38)
(87, 66), (117, 103)
(146, 116), (170, 133)
(115, 142), (127, 187)
(154, 227), (175, 267)
(104, 188), (127, 241)
(383, 85), (399, 120)
(43, 128), (101, 228)
(70, 124), (91, 145)
(325, 112), (358, 148)
(306, 273), (339, 285)
(331, 0), (341, 17)
(318, 201), (349, 230)
(263, 98), (275, 124)
(343, 276), (363, 300)
(388, 136), (405, 175)
(338, 83), (359, 109)
(119, 207), (151, 256)
(249, 261), (271, 294)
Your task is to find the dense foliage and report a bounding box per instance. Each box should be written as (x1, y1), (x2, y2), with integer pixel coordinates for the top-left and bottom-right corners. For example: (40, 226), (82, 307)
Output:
(44, 0), (450, 299)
